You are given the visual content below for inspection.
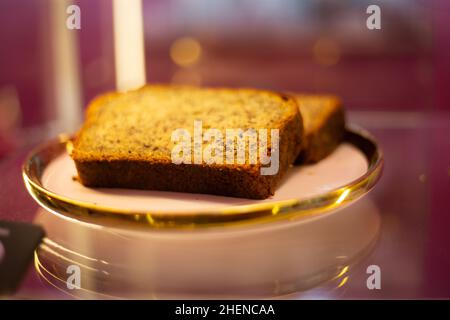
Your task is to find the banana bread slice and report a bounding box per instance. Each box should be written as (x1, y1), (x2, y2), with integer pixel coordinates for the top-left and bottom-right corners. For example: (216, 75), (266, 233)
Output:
(72, 85), (303, 199)
(294, 95), (345, 164)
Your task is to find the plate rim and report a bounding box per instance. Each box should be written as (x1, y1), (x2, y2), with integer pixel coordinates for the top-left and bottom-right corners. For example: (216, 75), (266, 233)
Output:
(22, 127), (383, 229)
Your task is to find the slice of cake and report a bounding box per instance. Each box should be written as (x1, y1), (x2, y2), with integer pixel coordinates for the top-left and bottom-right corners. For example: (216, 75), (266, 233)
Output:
(294, 95), (346, 164)
(72, 85), (303, 199)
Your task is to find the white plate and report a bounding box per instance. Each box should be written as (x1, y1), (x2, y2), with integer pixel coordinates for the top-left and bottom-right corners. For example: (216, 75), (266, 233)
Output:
(24, 128), (383, 298)
(41, 143), (367, 213)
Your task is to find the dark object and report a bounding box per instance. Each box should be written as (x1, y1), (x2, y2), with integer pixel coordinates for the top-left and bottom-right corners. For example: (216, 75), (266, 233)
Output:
(0, 220), (45, 295)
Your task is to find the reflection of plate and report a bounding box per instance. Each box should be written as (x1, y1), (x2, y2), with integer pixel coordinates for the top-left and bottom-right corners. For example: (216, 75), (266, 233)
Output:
(23, 128), (383, 229)
(34, 197), (381, 299)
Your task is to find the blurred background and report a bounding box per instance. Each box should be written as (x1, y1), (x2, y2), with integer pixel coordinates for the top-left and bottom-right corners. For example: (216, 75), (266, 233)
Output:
(0, 0), (450, 299)
(1, 0), (449, 152)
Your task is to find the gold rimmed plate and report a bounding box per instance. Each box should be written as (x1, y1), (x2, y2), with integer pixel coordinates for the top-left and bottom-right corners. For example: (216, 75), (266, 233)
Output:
(23, 127), (383, 229)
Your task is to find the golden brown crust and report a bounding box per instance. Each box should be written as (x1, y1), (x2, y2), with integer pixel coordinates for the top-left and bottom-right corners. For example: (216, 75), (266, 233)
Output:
(72, 85), (303, 199)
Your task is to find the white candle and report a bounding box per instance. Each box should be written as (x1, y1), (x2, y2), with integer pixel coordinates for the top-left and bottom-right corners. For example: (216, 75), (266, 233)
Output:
(113, 0), (146, 91)
(50, 0), (83, 133)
